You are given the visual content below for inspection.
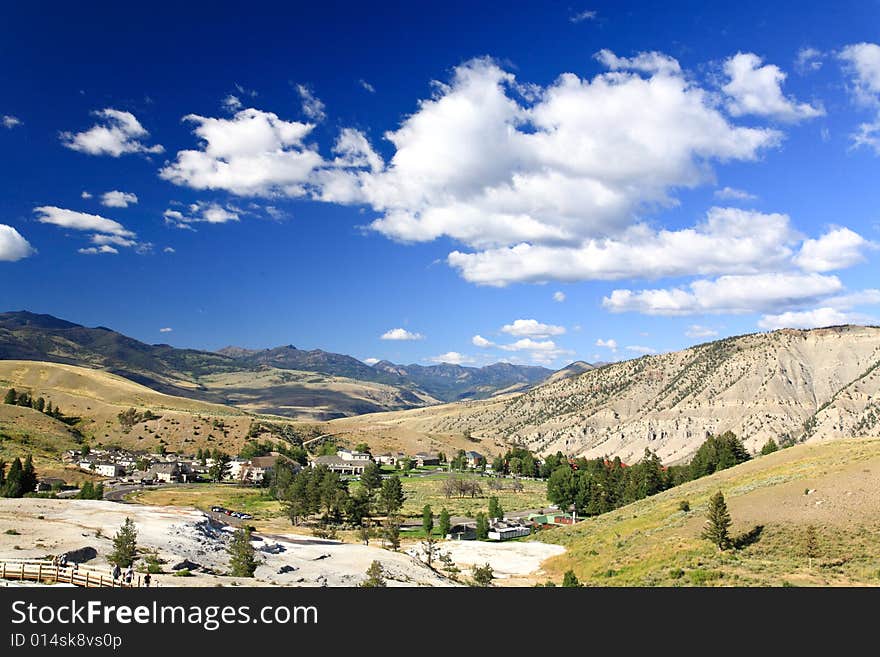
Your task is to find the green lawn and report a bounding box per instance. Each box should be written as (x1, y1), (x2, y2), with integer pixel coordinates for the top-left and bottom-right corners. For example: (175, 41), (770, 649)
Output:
(396, 474), (547, 519)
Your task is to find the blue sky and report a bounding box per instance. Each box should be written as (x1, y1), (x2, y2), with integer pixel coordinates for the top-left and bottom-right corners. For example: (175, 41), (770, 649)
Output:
(2, 1), (880, 369)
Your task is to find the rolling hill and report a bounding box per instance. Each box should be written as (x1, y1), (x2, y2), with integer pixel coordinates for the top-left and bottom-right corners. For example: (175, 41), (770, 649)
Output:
(334, 325), (880, 463)
(0, 311), (554, 419)
(536, 438), (880, 586)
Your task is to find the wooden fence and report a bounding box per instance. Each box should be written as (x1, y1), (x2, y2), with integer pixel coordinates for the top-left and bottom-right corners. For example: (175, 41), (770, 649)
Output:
(0, 559), (146, 587)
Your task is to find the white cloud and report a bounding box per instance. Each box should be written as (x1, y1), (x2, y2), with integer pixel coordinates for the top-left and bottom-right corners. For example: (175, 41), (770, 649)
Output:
(472, 334), (495, 348)
(795, 47), (824, 74)
(363, 357), (380, 365)
(839, 43), (880, 153)
(714, 186), (756, 201)
(223, 95), (242, 112)
(163, 202), (240, 228)
(159, 327), (173, 333)
(626, 345), (656, 354)
(100, 190), (138, 208)
(91, 234), (136, 247)
(380, 328), (424, 341)
(60, 108), (164, 157)
(794, 227), (873, 272)
(498, 338), (574, 364)
(78, 245), (118, 255)
(685, 324), (719, 338)
(2, 115), (22, 129)
(81, 191), (92, 199)
(570, 9), (597, 23)
(757, 307), (871, 330)
(450, 207), (799, 285)
(34, 206), (134, 237)
(824, 289), (880, 309)
(0, 225), (34, 261)
(359, 79), (376, 94)
(163, 247), (175, 253)
(427, 351), (474, 365)
(722, 52), (824, 122)
(595, 338), (618, 352)
(594, 49), (681, 75)
(296, 84), (326, 122)
(159, 108), (322, 196)
(603, 272), (844, 316)
(553, 291), (566, 302)
(501, 318), (566, 338)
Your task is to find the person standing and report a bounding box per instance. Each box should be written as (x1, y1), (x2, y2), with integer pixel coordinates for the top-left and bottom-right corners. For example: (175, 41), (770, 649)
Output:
(143, 572), (151, 587)
(112, 564), (121, 582)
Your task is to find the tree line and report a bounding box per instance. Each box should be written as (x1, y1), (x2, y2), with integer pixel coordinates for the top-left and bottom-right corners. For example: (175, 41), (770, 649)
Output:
(0, 455), (38, 497)
(546, 431), (752, 516)
(4, 388), (72, 423)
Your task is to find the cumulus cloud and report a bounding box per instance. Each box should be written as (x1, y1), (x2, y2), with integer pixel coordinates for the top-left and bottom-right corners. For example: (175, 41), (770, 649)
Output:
(427, 352), (474, 365)
(795, 47), (824, 74)
(159, 327), (173, 333)
(449, 207), (800, 285)
(553, 291), (566, 302)
(34, 206), (134, 237)
(359, 79), (376, 94)
(472, 334), (495, 348)
(163, 246), (175, 253)
(363, 357), (380, 365)
(685, 324), (719, 338)
(81, 191), (92, 199)
(722, 52), (824, 122)
(2, 115), (22, 129)
(101, 190), (138, 208)
(839, 42), (880, 152)
(91, 234), (136, 247)
(757, 308), (869, 330)
(0, 225), (35, 261)
(714, 186), (756, 201)
(498, 338), (574, 364)
(163, 202), (240, 228)
(595, 338), (618, 352)
(501, 318), (565, 338)
(296, 84), (326, 122)
(78, 245), (118, 255)
(160, 108), (322, 196)
(60, 108), (164, 157)
(626, 345), (657, 354)
(594, 49), (681, 75)
(794, 227), (874, 272)
(603, 272), (844, 316)
(380, 328), (424, 341)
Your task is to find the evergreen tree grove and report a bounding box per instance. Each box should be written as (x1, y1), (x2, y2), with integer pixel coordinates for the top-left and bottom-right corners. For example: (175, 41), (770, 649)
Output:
(228, 527), (261, 577)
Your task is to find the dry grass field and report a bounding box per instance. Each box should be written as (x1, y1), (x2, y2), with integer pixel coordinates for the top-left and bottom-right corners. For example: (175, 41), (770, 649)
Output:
(536, 438), (880, 586)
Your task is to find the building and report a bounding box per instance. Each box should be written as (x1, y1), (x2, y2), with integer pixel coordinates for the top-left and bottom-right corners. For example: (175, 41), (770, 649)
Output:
(488, 522), (531, 541)
(375, 452), (407, 466)
(465, 451), (484, 468)
(336, 449), (371, 462)
(413, 452), (440, 467)
(239, 455), (300, 484)
(145, 463), (180, 483)
(94, 463), (125, 478)
(311, 455), (368, 475)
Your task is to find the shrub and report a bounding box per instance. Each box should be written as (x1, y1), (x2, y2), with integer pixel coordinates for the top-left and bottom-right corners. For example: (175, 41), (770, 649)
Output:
(688, 569), (723, 586)
(173, 569), (192, 577)
(678, 500), (690, 512)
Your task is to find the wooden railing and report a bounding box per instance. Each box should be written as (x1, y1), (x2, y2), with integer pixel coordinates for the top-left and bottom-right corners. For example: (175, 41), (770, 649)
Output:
(0, 559), (145, 587)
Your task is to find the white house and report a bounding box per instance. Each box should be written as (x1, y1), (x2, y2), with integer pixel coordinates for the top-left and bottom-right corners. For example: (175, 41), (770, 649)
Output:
(94, 463), (125, 478)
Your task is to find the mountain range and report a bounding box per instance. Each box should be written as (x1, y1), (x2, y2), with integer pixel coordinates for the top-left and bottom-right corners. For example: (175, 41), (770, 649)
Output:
(0, 311), (554, 419)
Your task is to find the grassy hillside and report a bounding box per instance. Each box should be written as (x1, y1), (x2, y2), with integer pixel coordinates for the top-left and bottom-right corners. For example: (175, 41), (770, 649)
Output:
(0, 360), (319, 460)
(536, 438), (880, 586)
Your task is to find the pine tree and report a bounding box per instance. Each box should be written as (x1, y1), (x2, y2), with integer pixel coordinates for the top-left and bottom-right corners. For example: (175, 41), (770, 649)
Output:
(228, 527), (261, 577)
(360, 560), (387, 587)
(35, 397), (45, 413)
(804, 524), (819, 568)
(360, 461), (383, 500)
(109, 518), (138, 567)
(78, 481), (95, 499)
(439, 508), (451, 538)
(3, 388), (15, 405)
(0, 460), (5, 489)
(475, 512), (489, 540)
(488, 496), (503, 520)
(21, 455), (37, 494)
(379, 475), (405, 516)
(3, 458), (23, 498)
(702, 491), (732, 550)
(382, 515), (401, 550)
(761, 439), (779, 456)
(562, 570), (582, 587)
(472, 563), (494, 587)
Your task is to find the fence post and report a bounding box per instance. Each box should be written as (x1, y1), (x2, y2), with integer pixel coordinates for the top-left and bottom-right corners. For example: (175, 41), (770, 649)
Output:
(20, 563), (25, 581)
(85, 571), (90, 587)
(38, 563), (42, 582)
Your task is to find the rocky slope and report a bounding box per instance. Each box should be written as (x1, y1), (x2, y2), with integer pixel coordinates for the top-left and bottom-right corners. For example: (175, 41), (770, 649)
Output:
(341, 326), (880, 464)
